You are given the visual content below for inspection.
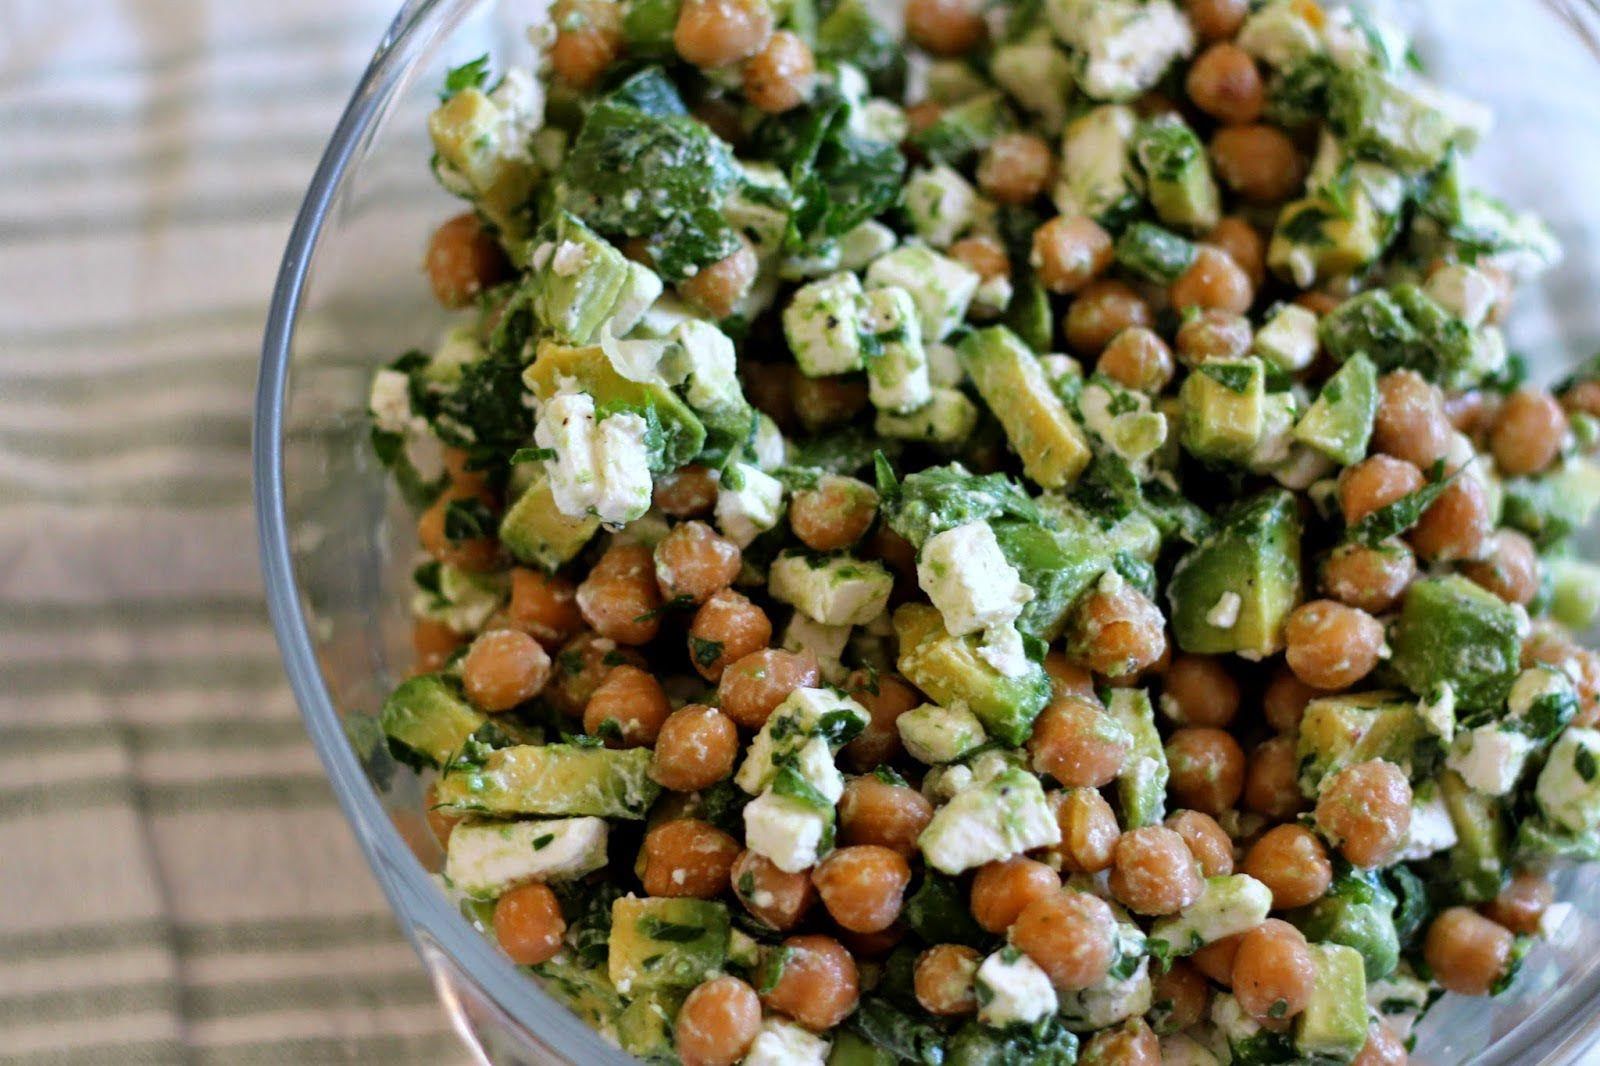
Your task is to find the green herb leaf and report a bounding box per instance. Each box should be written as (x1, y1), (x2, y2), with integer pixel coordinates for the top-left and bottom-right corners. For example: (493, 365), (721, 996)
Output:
(690, 636), (725, 669)
(441, 55), (491, 100)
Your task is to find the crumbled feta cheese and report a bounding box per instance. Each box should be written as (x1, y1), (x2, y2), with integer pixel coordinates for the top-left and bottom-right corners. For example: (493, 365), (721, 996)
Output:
(716, 463), (785, 548)
(837, 220), (898, 272)
(979, 623), (1031, 679)
(750, 414), (787, 471)
(783, 272), (866, 376)
(369, 369), (417, 435)
(736, 687), (870, 795)
(904, 164), (981, 249)
(1393, 787), (1458, 862)
(744, 789), (830, 874)
(535, 392), (600, 517)
(1236, 0), (1325, 69)
(1051, 104), (1141, 221)
(743, 1017), (831, 1066)
(445, 817), (609, 898)
(1060, 955), (1152, 1030)
(1252, 304), (1320, 371)
(859, 286), (933, 414)
(917, 521), (1034, 637)
(551, 240), (587, 276)
(1447, 726), (1536, 797)
(1205, 593), (1241, 630)
(976, 948), (1058, 1026)
(593, 413), (653, 525)
(781, 614), (853, 684)
(1536, 728), (1600, 833)
(1059, 0), (1194, 102)
(1416, 684), (1457, 744)
(769, 551), (894, 627)
(865, 245), (980, 342)
(1425, 264), (1496, 329)
(919, 768), (1060, 874)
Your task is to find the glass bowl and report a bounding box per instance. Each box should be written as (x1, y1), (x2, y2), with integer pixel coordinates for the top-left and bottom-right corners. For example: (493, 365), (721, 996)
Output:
(256, 1), (1600, 1062)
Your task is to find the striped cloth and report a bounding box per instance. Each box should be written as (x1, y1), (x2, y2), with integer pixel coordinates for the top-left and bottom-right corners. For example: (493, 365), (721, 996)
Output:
(2, 1), (467, 1061)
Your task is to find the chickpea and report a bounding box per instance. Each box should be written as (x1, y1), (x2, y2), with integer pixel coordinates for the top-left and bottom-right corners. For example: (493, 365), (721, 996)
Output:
(794, 374), (870, 431)
(1191, 933), (1242, 986)
(1080, 1018), (1159, 1066)
(1161, 654), (1240, 727)
(1165, 727), (1246, 816)
(977, 133), (1054, 205)
(1068, 580), (1168, 680)
(584, 663), (672, 746)
(842, 671), (919, 771)
(1492, 388), (1567, 475)
(417, 489), (499, 572)
(1057, 787), (1122, 874)
(914, 944), (981, 1016)
(1098, 327), (1177, 393)
(718, 648), (821, 728)
(642, 818), (741, 898)
(674, 0), (774, 68)
(903, 100), (944, 137)
(1010, 890), (1117, 990)
(550, 0), (624, 89)
(545, 632), (644, 717)
(1410, 476), (1491, 563)
(1210, 125), (1305, 204)
(1186, 43), (1264, 124)
(1232, 919), (1315, 1027)
(1321, 541), (1416, 614)
(839, 925), (907, 960)
(425, 212), (509, 310)
(693, 97), (747, 146)
(1185, 0), (1248, 40)
(1243, 735), (1305, 822)
(680, 239), (758, 319)
(1483, 870), (1553, 935)
(1284, 600), (1384, 691)
(462, 629), (552, 711)
(1205, 217), (1267, 290)
(811, 845), (911, 933)
(655, 465), (720, 518)
(676, 976), (762, 1066)
(1339, 455), (1424, 526)
(655, 521), (742, 605)
(1264, 665), (1317, 734)
(1374, 370), (1452, 468)
(839, 775), (933, 856)
(652, 704), (740, 791)
(744, 362), (799, 433)
(1029, 696), (1132, 788)
(904, 0), (986, 56)
(1149, 960), (1209, 1034)
(743, 31), (815, 113)
(507, 568), (584, 648)
(689, 588), (772, 682)
(412, 618), (464, 674)
(949, 235), (1011, 283)
(1243, 824), (1332, 909)
(970, 857), (1062, 933)
(1170, 245), (1253, 315)
(1043, 652), (1099, 704)
(789, 475), (878, 552)
(577, 543), (663, 645)
(1351, 1020), (1409, 1066)
(1446, 388), (1499, 437)
(1563, 378), (1600, 420)
(1315, 759), (1412, 867)
(760, 935), (860, 1030)
(1065, 280), (1154, 357)
(493, 882), (566, 965)
(1175, 308), (1252, 366)
(1424, 907), (1514, 996)
(1296, 290), (1344, 316)
(1032, 216), (1113, 295)
(733, 850), (816, 930)
(1461, 529), (1540, 606)
(1110, 826), (1203, 916)
(1167, 809), (1234, 877)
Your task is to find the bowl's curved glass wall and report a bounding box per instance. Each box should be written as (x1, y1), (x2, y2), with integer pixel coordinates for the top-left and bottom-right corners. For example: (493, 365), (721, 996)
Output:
(257, 1), (1600, 1061)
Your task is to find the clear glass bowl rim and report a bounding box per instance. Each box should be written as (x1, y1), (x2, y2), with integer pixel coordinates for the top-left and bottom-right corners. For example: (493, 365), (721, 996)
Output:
(255, 1), (1600, 1062)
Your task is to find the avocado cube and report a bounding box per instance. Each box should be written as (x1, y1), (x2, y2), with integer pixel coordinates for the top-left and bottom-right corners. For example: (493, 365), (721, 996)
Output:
(1114, 221), (1198, 284)
(909, 90), (1014, 164)
(1133, 114), (1221, 234)
(444, 816), (609, 899)
(1167, 489), (1301, 657)
(428, 86), (541, 238)
(380, 674), (487, 769)
(621, 0), (680, 56)
(992, 517), (1111, 642)
(894, 604), (1051, 746)
(528, 213), (643, 345)
(608, 896), (730, 994)
(875, 387), (980, 444)
(1294, 353), (1377, 466)
(616, 991), (684, 1063)
(1268, 192), (1387, 289)
(499, 469), (600, 569)
(897, 703), (988, 765)
(532, 958), (622, 1030)
(1107, 688), (1167, 828)
(768, 550), (894, 627)
(1052, 104), (1141, 225)
(1502, 457), (1600, 548)
(1180, 356), (1266, 463)
(1253, 303), (1320, 372)
(990, 38), (1075, 133)
(829, 1031), (898, 1066)
(525, 341), (706, 471)
(959, 326), (1092, 488)
(1390, 576), (1521, 712)
(1148, 875), (1273, 957)
(1535, 727), (1600, 834)
(1292, 944), (1368, 1065)
(1288, 870), (1399, 982)
(1546, 558), (1600, 629)
(1440, 770), (1510, 903)
(1296, 692), (1438, 795)
(1330, 66), (1481, 172)
(434, 743), (661, 819)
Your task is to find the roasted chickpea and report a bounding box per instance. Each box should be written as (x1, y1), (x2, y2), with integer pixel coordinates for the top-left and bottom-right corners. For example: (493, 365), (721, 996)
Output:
(1210, 125), (1305, 204)
(424, 781), (463, 849)
(1185, 0), (1248, 40)
(1339, 455), (1425, 526)
(1057, 787), (1122, 874)
(839, 775), (934, 856)
(794, 373), (870, 431)
(1065, 281), (1154, 357)
(654, 465), (720, 518)
(1484, 870), (1554, 935)
(970, 857), (1062, 934)
(1068, 579), (1168, 680)
(914, 944), (981, 1016)
(1186, 43), (1264, 125)
(1010, 890), (1117, 990)
(652, 704), (740, 791)
(1315, 759), (1412, 868)
(1243, 824), (1332, 909)
(1205, 217), (1267, 290)
(1191, 933), (1242, 986)
(1175, 308), (1253, 366)
(507, 568), (584, 648)
(949, 235), (1011, 284)
(718, 648), (821, 728)
(1264, 665), (1318, 734)
(789, 475), (878, 552)
(688, 588), (772, 682)
(412, 618), (464, 675)
(1320, 541), (1416, 614)
(425, 212), (509, 309)
(584, 663), (672, 746)
(493, 882), (566, 965)
(1165, 727), (1246, 816)
(732, 850), (817, 930)
(680, 239), (758, 319)
(1167, 809), (1234, 877)
(842, 671), (919, 771)
(743, 30), (816, 114)
(545, 632), (645, 717)
(812, 845), (911, 933)
(1110, 826), (1203, 916)
(462, 628), (552, 711)
(1374, 370), (1452, 469)
(1033, 215), (1113, 295)
(977, 133), (1055, 205)
(674, 0), (774, 67)
(1284, 600), (1384, 691)
(1243, 735), (1305, 822)
(642, 818), (741, 898)
(417, 489), (500, 572)
(760, 935), (860, 1030)
(1043, 651), (1099, 704)
(1492, 388), (1567, 476)
(577, 543), (663, 645)
(1351, 1020), (1409, 1066)
(1149, 960), (1209, 1034)
(1424, 907), (1514, 996)
(1098, 327), (1177, 393)
(1030, 696), (1132, 788)
(1161, 654), (1240, 727)
(550, 0), (624, 89)
(1410, 476), (1491, 563)
(655, 520), (742, 604)
(676, 976), (762, 1066)
(904, 0), (986, 55)
(1169, 245), (1253, 315)
(1232, 919), (1316, 1027)
(1080, 1018), (1159, 1066)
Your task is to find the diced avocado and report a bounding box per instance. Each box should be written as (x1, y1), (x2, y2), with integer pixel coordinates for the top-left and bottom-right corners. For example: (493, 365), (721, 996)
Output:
(1180, 356), (1266, 464)
(909, 91), (1014, 164)
(1268, 191), (1388, 289)
(736, 686), (869, 796)
(1390, 576), (1521, 712)
(990, 37), (1075, 133)
(918, 767), (1060, 875)
(1149, 875), (1274, 957)
(1318, 284), (1479, 387)
(1294, 353), (1377, 465)
(992, 516), (1111, 642)
(1440, 769), (1510, 903)
(1212, 993), (1295, 1064)
(428, 83), (541, 239)
(608, 896), (731, 994)
(1114, 221), (1197, 284)
(904, 164), (981, 250)
(1107, 688), (1167, 829)
(434, 744), (661, 819)
(1289, 869), (1399, 982)
(621, 0), (681, 56)
(525, 341), (706, 471)
(532, 958), (623, 1031)
(898, 703), (988, 765)
(1329, 65), (1482, 172)
(959, 326), (1092, 489)
(380, 674), (487, 769)
(1167, 489), (1302, 656)
(411, 562), (508, 636)
(616, 993), (682, 1063)
(880, 462), (1044, 549)
(499, 468), (600, 569)
(1253, 303), (1321, 372)
(829, 1030), (898, 1066)
(814, 0), (904, 95)
(902, 871), (989, 949)
(947, 1017), (1080, 1066)
(1052, 104), (1141, 225)
(1293, 944), (1369, 1066)
(875, 387), (980, 444)
(894, 604), (1051, 746)
(1004, 276), (1053, 354)
(1502, 457), (1600, 548)
(1296, 692), (1441, 795)
(1133, 115), (1221, 234)
(1547, 558), (1600, 629)
(525, 212), (656, 345)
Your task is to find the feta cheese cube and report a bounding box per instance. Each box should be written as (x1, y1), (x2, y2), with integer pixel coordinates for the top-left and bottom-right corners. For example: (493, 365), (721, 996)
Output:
(736, 687), (871, 795)
(1061, 0), (1195, 103)
(716, 463), (785, 548)
(1448, 726), (1536, 797)
(769, 551), (894, 627)
(875, 387), (981, 445)
(744, 789), (831, 873)
(866, 246), (980, 342)
(445, 817), (609, 899)
(533, 392), (653, 525)
(860, 287), (932, 414)
(743, 1017), (831, 1066)
(369, 369), (418, 434)
(1252, 304), (1320, 371)
(837, 220), (899, 272)
(917, 521), (1034, 636)
(925, 342), (965, 388)
(898, 703), (989, 765)
(1148, 875), (1273, 956)
(783, 272), (866, 376)
(1425, 264), (1496, 329)
(671, 319), (744, 415)
(1051, 104), (1141, 222)
(978, 623), (1032, 679)
(975, 948), (1058, 1027)
(1236, 0), (1325, 69)
(905, 164), (981, 249)
(919, 768), (1060, 874)
(593, 413), (653, 525)
(1393, 786), (1459, 862)
(781, 614), (853, 684)
(1059, 955), (1152, 1030)
(971, 273), (1013, 319)
(1536, 728), (1600, 833)
(751, 413), (787, 471)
